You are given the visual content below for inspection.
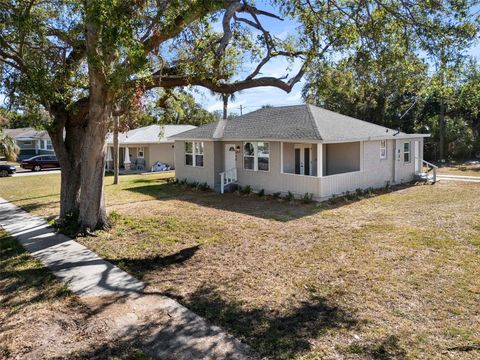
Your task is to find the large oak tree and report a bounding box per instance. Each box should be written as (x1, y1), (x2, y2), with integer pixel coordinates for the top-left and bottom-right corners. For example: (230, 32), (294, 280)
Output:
(1, 0), (475, 232)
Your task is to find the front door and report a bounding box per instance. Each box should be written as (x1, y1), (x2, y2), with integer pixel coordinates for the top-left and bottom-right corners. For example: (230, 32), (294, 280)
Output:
(224, 144), (236, 170)
(414, 141), (420, 173)
(294, 144), (312, 175)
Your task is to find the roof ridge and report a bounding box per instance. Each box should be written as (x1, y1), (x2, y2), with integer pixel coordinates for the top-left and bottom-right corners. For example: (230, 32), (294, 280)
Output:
(308, 103), (402, 134)
(305, 104), (323, 141)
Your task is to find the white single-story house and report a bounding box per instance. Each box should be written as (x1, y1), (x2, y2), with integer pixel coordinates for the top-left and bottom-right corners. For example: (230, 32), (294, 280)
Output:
(169, 104), (430, 199)
(3, 127), (54, 160)
(105, 124), (195, 171)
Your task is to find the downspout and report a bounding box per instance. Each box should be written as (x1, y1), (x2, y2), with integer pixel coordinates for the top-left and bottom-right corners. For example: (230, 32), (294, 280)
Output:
(392, 140), (396, 184)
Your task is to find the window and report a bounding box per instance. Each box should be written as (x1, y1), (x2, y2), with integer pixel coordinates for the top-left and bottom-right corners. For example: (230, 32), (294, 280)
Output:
(380, 140), (387, 159)
(185, 141), (204, 167)
(138, 147), (144, 158)
(243, 142), (255, 170)
(403, 142), (411, 163)
(185, 142), (193, 166)
(23, 140), (32, 146)
(195, 142), (204, 167)
(46, 140), (53, 150)
(243, 142), (270, 171)
(257, 142), (269, 171)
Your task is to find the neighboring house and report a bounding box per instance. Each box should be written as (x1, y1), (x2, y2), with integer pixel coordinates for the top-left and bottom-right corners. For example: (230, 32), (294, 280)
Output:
(170, 104), (429, 199)
(3, 127), (54, 160)
(105, 124), (196, 171)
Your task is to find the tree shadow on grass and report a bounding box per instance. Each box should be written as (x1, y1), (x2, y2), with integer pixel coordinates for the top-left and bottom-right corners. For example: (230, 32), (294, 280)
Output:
(0, 232), (72, 321)
(106, 245), (201, 280)
(165, 285), (358, 359)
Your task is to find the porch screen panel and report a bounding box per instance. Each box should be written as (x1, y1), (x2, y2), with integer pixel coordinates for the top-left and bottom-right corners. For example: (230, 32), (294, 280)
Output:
(304, 148), (310, 175)
(295, 149), (300, 174)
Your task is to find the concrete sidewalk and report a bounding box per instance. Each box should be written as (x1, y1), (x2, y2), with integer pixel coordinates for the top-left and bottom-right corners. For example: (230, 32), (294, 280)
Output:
(0, 197), (255, 359)
(437, 174), (480, 183)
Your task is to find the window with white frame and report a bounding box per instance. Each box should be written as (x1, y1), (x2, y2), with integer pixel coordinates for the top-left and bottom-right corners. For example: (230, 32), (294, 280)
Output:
(243, 142), (255, 170)
(243, 142), (270, 171)
(23, 140), (32, 146)
(138, 147), (144, 158)
(403, 142), (411, 163)
(46, 140), (53, 150)
(257, 142), (269, 171)
(195, 142), (204, 167)
(185, 141), (204, 167)
(380, 140), (387, 159)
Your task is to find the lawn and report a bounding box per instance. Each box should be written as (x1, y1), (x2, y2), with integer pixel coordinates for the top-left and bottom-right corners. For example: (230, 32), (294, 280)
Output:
(0, 173), (479, 359)
(437, 162), (480, 177)
(0, 228), (151, 359)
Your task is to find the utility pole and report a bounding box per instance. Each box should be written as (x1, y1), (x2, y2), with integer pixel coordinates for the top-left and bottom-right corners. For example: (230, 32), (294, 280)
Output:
(222, 94), (228, 119)
(113, 115), (120, 184)
(240, 104), (243, 116)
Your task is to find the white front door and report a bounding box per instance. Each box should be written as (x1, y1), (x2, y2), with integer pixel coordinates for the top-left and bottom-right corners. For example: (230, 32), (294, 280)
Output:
(224, 144), (236, 170)
(414, 141), (420, 174)
(294, 144), (312, 175)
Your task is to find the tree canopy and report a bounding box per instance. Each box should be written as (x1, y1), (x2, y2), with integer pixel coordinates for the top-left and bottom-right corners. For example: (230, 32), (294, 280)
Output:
(1, 0), (478, 230)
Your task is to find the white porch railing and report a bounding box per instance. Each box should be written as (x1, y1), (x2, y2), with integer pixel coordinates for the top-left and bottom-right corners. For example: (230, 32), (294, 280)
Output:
(220, 167), (238, 194)
(422, 159), (438, 183)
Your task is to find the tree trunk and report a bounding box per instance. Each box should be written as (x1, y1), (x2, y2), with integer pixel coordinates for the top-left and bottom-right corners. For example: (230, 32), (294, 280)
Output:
(439, 99), (446, 161)
(48, 107), (85, 220)
(78, 105), (110, 232)
(113, 115), (119, 185)
(78, 14), (112, 232)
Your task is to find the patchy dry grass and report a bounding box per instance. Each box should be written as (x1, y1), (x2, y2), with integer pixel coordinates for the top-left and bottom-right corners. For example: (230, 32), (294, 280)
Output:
(437, 162), (480, 177)
(0, 229), (151, 359)
(1, 173), (480, 359)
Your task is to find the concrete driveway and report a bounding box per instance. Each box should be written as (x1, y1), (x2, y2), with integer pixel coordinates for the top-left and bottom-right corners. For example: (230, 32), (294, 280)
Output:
(13, 169), (61, 177)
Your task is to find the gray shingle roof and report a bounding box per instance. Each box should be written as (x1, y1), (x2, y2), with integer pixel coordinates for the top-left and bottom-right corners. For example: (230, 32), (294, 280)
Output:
(3, 127), (49, 139)
(106, 124), (196, 144)
(170, 104), (427, 142)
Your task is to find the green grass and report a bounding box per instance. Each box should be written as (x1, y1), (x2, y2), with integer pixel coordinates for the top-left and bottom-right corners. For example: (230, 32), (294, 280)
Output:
(437, 162), (480, 177)
(1, 173), (480, 358)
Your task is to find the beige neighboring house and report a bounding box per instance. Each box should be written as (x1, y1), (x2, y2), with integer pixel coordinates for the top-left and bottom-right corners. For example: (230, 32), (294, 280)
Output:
(106, 124), (196, 171)
(170, 104), (431, 199)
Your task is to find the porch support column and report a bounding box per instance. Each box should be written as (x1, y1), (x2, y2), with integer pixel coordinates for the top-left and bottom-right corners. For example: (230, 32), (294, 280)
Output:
(106, 146), (113, 170)
(280, 142), (284, 174)
(124, 147), (131, 171)
(317, 143), (323, 177)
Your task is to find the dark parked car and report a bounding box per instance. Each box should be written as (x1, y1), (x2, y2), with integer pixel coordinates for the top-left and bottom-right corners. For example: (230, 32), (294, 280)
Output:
(21, 155), (60, 171)
(0, 164), (16, 177)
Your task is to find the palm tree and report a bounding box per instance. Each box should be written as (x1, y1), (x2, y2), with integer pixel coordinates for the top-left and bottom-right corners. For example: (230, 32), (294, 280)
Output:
(0, 130), (19, 161)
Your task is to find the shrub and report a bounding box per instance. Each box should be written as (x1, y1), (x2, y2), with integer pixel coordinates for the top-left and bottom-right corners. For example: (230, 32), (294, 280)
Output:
(257, 189), (265, 197)
(302, 192), (314, 204)
(284, 191), (295, 202)
(272, 192), (281, 199)
(328, 194), (337, 204)
(196, 182), (210, 191)
(189, 181), (199, 188)
(239, 185), (252, 195)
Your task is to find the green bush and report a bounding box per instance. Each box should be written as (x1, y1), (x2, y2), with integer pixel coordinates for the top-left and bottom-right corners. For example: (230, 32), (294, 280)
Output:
(284, 191), (295, 202)
(257, 189), (265, 197)
(302, 192), (314, 203)
(272, 192), (281, 199)
(239, 185), (252, 195)
(196, 182), (210, 191)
